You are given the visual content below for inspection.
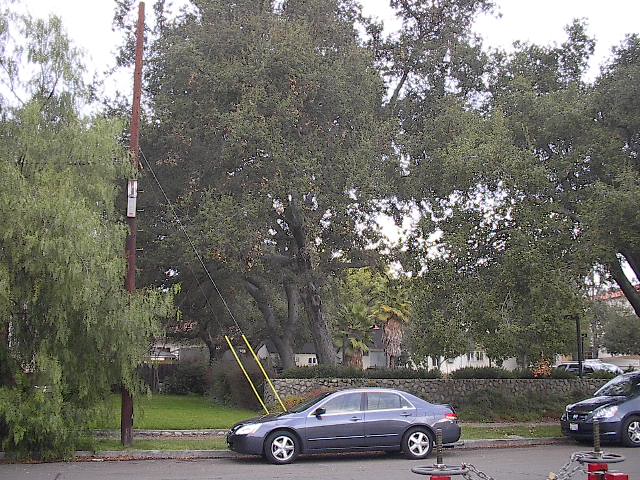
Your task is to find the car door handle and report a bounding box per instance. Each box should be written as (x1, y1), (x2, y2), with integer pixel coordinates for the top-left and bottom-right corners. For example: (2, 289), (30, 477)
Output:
(350, 416), (361, 422)
(400, 412), (412, 417)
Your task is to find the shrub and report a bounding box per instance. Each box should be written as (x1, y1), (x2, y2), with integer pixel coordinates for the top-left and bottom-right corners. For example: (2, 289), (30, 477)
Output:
(280, 366), (442, 379)
(532, 361), (553, 378)
(590, 370), (616, 380)
(165, 362), (210, 395)
(450, 367), (514, 379)
(281, 365), (365, 379)
(511, 368), (535, 379)
(455, 388), (574, 422)
(280, 387), (336, 411)
(0, 384), (84, 460)
(365, 368), (442, 379)
(210, 357), (269, 410)
(550, 368), (577, 379)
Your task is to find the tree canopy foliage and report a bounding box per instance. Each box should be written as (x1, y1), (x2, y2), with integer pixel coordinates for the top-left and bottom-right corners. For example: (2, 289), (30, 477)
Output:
(137, 0), (392, 366)
(0, 8), (173, 459)
(112, 0), (640, 370)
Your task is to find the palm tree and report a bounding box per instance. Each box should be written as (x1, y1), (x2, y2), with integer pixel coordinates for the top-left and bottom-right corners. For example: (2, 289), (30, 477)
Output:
(334, 303), (374, 369)
(374, 283), (411, 369)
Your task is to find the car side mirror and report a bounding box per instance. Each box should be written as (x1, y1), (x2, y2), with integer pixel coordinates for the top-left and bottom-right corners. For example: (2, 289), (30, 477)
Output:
(313, 407), (326, 417)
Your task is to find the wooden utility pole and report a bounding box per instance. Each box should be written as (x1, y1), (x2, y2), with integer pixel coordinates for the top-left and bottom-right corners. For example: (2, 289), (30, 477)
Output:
(122, 1), (145, 447)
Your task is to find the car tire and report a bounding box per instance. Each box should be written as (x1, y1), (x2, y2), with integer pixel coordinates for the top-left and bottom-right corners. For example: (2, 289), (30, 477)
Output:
(402, 427), (434, 460)
(264, 430), (300, 464)
(621, 416), (640, 447)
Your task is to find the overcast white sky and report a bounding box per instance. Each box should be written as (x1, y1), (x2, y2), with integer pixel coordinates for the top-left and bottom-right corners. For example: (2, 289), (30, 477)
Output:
(18, 0), (640, 100)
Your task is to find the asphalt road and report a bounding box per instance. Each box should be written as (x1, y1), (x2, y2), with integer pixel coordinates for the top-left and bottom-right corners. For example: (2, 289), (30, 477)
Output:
(1, 445), (638, 480)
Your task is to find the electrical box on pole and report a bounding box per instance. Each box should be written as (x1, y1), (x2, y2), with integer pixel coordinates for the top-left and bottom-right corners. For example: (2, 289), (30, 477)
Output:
(127, 180), (138, 218)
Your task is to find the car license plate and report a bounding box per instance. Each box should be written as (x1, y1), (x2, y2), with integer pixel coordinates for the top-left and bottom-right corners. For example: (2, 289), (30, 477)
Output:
(569, 423), (578, 431)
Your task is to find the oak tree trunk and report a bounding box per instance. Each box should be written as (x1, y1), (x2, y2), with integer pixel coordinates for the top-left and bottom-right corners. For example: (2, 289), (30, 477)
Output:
(609, 256), (640, 317)
(245, 276), (297, 369)
(301, 280), (338, 365)
(287, 198), (337, 365)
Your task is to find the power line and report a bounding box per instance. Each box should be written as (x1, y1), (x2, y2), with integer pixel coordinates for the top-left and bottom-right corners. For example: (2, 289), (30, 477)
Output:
(139, 147), (242, 333)
(139, 161), (224, 329)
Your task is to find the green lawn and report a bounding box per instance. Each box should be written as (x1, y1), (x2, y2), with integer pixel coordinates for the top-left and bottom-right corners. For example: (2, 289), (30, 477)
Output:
(91, 395), (562, 443)
(93, 395), (259, 430)
(461, 425), (562, 440)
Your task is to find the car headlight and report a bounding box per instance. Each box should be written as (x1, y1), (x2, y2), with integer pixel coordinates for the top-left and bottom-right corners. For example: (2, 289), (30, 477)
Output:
(235, 423), (261, 435)
(592, 405), (618, 420)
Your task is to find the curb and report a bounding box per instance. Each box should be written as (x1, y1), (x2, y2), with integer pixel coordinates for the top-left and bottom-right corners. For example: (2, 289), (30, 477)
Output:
(74, 449), (242, 461)
(458, 437), (571, 449)
(93, 429), (228, 438)
(1, 437), (572, 463)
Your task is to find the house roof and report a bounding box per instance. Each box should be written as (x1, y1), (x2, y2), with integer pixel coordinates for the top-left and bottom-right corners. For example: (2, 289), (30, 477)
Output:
(260, 339), (277, 353)
(298, 343), (316, 354)
(595, 285), (640, 301)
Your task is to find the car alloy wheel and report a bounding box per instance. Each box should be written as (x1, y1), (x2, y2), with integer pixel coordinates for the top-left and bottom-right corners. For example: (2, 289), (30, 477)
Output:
(403, 427), (433, 459)
(622, 416), (640, 447)
(264, 430), (299, 464)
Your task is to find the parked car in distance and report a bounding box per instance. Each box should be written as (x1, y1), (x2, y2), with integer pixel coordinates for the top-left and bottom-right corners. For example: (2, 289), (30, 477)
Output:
(226, 388), (460, 464)
(561, 372), (640, 447)
(556, 360), (623, 375)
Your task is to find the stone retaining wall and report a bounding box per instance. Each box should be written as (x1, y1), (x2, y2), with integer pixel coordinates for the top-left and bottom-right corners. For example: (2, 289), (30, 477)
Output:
(264, 378), (608, 406)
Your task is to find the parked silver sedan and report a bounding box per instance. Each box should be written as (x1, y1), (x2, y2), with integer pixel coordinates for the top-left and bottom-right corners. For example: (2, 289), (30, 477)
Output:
(226, 387), (461, 464)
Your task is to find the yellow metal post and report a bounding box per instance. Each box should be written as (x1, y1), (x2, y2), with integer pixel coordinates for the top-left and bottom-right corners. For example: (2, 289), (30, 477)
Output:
(241, 334), (287, 412)
(224, 335), (269, 415)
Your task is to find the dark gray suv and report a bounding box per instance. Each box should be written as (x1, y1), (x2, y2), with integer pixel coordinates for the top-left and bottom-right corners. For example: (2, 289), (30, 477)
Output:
(561, 372), (640, 447)
(227, 388), (460, 464)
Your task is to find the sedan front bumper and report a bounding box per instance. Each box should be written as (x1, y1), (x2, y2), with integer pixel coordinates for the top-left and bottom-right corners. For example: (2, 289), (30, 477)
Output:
(226, 431), (265, 455)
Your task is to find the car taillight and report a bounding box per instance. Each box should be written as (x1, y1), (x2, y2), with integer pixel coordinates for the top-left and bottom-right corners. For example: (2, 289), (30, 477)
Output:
(445, 413), (458, 421)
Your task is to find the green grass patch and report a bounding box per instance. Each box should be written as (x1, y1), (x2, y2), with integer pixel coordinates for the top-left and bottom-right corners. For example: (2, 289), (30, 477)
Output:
(79, 437), (228, 452)
(461, 425), (562, 440)
(455, 389), (585, 422)
(92, 395), (259, 430)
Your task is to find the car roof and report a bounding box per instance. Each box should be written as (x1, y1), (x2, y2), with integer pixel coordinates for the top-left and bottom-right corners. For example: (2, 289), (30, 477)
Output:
(331, 387), (407, 393)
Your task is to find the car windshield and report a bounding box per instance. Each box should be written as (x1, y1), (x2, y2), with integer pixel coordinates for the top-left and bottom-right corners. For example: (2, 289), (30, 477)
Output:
(288, 392), (334, 413)
(595, 374), (640, 397)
